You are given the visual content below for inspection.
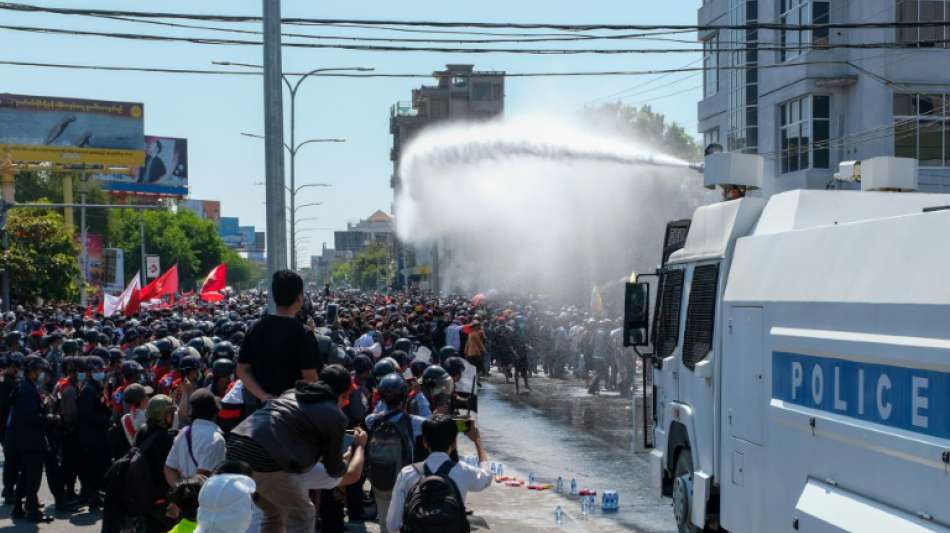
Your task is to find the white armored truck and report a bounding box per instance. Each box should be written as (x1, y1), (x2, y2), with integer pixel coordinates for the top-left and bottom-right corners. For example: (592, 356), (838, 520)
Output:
(623, 154), (950, 532)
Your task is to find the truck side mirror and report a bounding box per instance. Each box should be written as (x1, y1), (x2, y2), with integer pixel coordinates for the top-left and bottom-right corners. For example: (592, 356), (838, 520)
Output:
(623, 282), (650, 347)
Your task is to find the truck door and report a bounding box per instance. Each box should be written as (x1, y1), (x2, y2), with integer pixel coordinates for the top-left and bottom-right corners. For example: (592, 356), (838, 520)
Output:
(678, 263), (721, 485)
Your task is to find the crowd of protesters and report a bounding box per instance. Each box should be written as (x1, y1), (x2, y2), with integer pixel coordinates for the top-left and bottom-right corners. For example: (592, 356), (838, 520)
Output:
(0, 268), (635, 531)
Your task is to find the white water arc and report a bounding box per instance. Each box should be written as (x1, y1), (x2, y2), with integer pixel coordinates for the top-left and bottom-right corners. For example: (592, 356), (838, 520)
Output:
(394, 115), (707, 303)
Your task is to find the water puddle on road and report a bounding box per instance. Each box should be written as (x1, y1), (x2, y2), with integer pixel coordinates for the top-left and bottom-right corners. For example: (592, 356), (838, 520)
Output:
(475, 383), (676, 532)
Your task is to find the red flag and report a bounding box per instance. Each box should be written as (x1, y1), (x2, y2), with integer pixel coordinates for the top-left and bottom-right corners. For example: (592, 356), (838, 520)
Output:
(124, 286), (141, 317)
(199, 264), (227, 294)
(200, 291), (226, 302)
(140, 264), (179, 305)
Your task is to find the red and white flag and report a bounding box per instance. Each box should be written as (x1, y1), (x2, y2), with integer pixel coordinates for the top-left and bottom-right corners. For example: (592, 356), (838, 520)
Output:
(104, 273), (141, 317)
(200, 263), (227, 302)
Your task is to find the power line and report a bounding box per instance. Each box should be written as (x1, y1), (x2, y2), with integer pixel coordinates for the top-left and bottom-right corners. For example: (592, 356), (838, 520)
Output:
(3, 24), (950, 54)
(86, 14), (703, 45)
(0, 58), (903, 78)
(2, 2), (949, 32)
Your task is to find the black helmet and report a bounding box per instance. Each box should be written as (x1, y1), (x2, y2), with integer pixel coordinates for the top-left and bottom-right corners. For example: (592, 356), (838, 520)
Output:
(439, 345), (458, 360)
(62, 339), (79, 355)
(372, 359), (397, 380)
(211, 341), (235, 360)
(83, 329), (100, 343)
(122, 327), (140, 344)
(353, 354), (374, 374)
(120, 360), (144, 380)
(377, 373), (409, 405)
(131, 345), (152, 366)
(410, 360), (428, 379)
(5, 331), (23, 349)
(153, 338), (174, 358)
(394, 337), (412, 353)
(89, 347), (110, 361)
(179, 355), (202, 372)
(107, 347), (125, 364)
(421, 365), (454, 397)
(211, 358), (236, 378)
(443, 356), (466, 378)
(23, 354), (49, 372)
(172, 346), (199, 368)
(187, 336), (214, 357)
(84, 355), (106, 371)
(389, 350), (409, 370)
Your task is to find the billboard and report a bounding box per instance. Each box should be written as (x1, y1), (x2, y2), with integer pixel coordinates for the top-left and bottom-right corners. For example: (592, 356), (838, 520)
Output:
(96, 135), (188, 196)
(239, 226), (255, 251)
(0, 93), (144, 166)
(181, 199), (221, 223)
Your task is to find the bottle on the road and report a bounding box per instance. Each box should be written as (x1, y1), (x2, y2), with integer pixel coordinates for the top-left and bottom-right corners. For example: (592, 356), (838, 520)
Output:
(556, 476), (564, 493)
(570, 477), (577, 495)
(555, 505), (564, 525)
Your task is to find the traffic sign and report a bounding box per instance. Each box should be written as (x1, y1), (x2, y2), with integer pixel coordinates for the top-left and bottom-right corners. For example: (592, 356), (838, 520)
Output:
(145, 255), (161, 279)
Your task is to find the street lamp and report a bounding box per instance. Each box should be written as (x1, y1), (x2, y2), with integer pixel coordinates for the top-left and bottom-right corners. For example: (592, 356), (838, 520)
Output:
(221, 60), (374, 270)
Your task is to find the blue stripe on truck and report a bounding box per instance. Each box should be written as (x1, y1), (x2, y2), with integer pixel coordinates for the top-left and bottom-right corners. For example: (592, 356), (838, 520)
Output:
(772, 351), (950, 440)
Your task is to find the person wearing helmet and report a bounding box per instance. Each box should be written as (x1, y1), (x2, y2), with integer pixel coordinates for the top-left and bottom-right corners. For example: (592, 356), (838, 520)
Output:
(0, 353), (21, 500)
(76, 355), (111, 510)
(418, 365), (454, 416)
(208, 359), (236, 399)
(211, 341), (236, 362)
(174, 354), (203, 426)
(6, 355), (53, 521)
(50, 356), (84, 510)
(437, 345), (458, 368)
(364, 374), (424, 533)
(406, 361), (431, 416)
(392, 337), (412, 355)
(102, 395), (178, 533)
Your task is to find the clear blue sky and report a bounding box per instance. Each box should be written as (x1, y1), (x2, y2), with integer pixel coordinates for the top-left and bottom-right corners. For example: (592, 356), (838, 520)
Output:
(1, 0), (701, 261)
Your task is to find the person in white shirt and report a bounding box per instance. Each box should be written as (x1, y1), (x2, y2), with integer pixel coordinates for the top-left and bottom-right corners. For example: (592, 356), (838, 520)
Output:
(386, 415), (492, 533)
(164, 389), (227, 486)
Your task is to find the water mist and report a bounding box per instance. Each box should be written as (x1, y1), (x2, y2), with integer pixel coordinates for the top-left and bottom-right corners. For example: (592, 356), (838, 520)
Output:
(395, 114), (708, 306)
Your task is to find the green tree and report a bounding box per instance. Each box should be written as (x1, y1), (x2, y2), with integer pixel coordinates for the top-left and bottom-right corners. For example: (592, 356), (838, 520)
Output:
(0, 207), (80, 304)
(109, 208), (227, 290)
(331, 261), (351, 287)
(343, 243), (394, 291)
(223, 249), (265, 291)
(585, 103), (702, 162)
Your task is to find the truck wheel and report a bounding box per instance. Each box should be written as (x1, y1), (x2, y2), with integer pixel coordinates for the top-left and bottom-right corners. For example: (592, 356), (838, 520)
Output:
(672, 448), (701, 533)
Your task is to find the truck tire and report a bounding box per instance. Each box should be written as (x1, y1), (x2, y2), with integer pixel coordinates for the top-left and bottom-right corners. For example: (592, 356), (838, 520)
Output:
(673, 448), (701, 533)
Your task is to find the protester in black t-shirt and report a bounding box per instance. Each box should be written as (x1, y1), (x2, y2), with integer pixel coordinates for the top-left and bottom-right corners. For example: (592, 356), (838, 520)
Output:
(237, 271), (320, 401)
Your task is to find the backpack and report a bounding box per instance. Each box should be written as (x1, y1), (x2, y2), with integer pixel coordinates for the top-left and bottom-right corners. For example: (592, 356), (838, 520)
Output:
(366, 410), (413, 491)
(103, 429), (163, 515)
(402, 460), (469, 533)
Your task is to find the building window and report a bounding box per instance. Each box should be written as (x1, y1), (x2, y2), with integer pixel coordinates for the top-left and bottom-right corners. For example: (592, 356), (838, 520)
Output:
(704, 128), (720, 148)
(894, 93), (949, 167)
(703, 34), (720, 98)
(780, 95), (830, 173)
(727, 0), (759, 153)
(472, 82), (492, 101)
(780, 0), (831, 61)
(897, 1), (950, 47)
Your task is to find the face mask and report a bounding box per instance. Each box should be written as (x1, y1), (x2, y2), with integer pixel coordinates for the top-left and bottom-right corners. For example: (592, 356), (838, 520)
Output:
(36, 372), (47, 385)
(16, 371), (23, 380)
(92, 372), (105, 382)
(77, 372), (86, 381)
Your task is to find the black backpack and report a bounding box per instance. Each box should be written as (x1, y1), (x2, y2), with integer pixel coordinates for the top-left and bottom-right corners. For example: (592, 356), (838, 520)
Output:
(402, 460), (469, 533)
(366, 410), (413, 491)
(103, 430), (163, 515)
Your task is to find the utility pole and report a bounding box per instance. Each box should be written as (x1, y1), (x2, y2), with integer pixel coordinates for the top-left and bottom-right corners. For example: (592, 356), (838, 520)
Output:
(263, 0), (288, 312)
(139, 211), (147, 287)
(79, 173), (88, 307)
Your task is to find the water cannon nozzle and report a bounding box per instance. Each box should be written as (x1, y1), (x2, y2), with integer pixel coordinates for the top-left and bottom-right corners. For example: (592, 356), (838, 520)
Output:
(688, 162), (705, 173)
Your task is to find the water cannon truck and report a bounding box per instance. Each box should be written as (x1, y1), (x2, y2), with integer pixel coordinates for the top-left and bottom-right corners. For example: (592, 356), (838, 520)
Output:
(622, 152), (950, 532)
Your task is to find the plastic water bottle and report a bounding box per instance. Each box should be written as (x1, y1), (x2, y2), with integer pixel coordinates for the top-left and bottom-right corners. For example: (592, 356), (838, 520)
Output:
(570, 477), (577, 495)
(497, 463), (504, 476)
(528, 472), (535, 485)
(555, 505), (563, 525)
(581, 496), (589, 517)
(491, 462), (497, 475)
(588, 495), (596, 513)
(556, 477), (564, 493)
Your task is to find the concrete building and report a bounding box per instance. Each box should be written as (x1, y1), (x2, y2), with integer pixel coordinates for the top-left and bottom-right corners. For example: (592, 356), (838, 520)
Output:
(311, 244), (354, 285)
(698, 0), (950, 194)
(389, 64), (505, 290)
(333, 210), (395, 255)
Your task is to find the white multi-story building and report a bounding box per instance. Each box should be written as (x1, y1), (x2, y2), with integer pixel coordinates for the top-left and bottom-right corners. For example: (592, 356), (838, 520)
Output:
(698, 0), (950, 193)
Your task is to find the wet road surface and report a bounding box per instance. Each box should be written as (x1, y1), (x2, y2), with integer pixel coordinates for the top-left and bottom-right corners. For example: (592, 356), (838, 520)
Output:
(475, 375), (676, 532)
